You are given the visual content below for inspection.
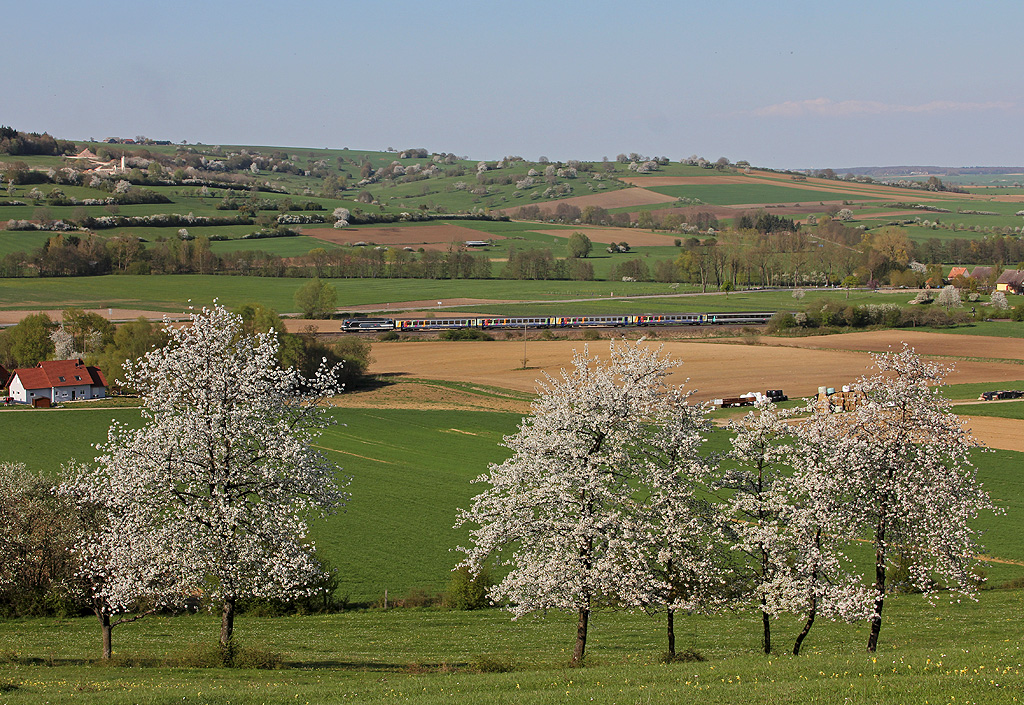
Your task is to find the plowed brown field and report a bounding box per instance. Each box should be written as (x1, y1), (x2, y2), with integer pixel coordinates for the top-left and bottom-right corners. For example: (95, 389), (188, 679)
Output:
(0, 308), (178, 325)
(764, 330), (1024, 361)
(362, 330), (1024, 450)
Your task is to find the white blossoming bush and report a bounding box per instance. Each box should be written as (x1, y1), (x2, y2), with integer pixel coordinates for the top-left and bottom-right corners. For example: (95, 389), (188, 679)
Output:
(62, 304), (348, 652)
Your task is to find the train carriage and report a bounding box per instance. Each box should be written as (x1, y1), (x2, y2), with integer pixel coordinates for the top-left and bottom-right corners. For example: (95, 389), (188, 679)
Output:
(342, 311), (777, 332)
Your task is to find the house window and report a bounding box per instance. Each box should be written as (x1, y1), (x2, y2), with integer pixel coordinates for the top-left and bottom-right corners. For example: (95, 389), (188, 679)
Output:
(75, 376), (82, 381)
(58, 376), (65, 382)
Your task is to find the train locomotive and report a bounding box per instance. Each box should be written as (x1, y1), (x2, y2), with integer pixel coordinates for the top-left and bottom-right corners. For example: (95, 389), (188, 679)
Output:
(341, 311), (775, 332)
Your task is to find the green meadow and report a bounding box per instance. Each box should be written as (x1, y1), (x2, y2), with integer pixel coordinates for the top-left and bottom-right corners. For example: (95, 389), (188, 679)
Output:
(645, 183), (880, 206)
(0, 403), (1023, 704)
(0, 591), (1022, 704)
(2, 404), (1022, 600)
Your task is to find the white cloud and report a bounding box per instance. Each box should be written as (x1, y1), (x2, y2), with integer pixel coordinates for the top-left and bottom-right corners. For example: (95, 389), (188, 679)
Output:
(753, 98), (1014, 117)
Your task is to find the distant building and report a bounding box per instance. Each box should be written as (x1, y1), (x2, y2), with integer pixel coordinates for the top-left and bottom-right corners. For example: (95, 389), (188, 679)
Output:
(995, 269), (1024, 295)
(7, 359), (107, 405)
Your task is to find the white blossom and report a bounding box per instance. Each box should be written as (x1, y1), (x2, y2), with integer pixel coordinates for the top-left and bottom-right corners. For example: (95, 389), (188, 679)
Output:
(62, 303), (349, 648)
(798, 345), (995, 652)
(456, 340), (715, 664)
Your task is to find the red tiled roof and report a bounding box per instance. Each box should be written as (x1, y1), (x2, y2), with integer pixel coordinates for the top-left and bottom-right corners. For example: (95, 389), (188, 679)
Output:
(948, 267), (968, 279)
(10, 359), (107, 390)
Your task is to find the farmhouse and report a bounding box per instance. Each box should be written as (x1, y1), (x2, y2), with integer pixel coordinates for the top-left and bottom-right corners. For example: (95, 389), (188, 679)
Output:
(7, 359), (107, 405)
(995, 269), (1024, 294)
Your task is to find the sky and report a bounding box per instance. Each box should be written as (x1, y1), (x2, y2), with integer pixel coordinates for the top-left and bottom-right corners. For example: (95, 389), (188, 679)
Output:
(4, 0), (1022, 170)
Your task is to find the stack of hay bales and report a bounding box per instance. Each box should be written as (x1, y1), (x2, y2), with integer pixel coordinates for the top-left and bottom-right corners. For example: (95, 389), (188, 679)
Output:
(816, 385), (866, 412)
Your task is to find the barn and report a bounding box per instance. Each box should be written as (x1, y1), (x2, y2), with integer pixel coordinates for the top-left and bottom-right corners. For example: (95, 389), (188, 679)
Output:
(7, 359), (107, 405)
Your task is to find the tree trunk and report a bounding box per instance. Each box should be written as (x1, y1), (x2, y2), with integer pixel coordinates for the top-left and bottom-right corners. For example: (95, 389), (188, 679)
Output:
(793, 600), (816, 655)
(868, 520), (884, 651)
(571, 607), (589, 666)
(220, 596), (236, 647)
(100, 612), (112, 660)
(666, 607), (676, 657)
(794, 530), (823, 656)
(761, 606), (771, 654)
(867, 547), (886, 652)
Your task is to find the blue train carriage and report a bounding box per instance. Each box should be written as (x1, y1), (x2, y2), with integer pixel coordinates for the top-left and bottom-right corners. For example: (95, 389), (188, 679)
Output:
(341, 317), (397, 331)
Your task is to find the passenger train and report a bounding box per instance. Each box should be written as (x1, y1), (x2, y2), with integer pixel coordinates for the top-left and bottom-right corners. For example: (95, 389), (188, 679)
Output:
(341, 311), (776, 332)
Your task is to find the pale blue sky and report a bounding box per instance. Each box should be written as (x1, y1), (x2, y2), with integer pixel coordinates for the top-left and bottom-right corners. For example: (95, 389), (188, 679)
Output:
(5, 1), (1021, 169)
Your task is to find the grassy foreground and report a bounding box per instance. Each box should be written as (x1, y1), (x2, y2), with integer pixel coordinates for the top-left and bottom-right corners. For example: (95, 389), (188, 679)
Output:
(0, 590), (1022, 704)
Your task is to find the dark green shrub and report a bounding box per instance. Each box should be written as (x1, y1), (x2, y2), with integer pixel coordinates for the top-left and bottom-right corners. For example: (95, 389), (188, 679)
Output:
(446, 566), (493, 610)
(169, 641), (284, 669)
(765, 311), (795, 334)
(469, 655), (514, 673)
(439, 328), (493, 341)
(659, 648), (706, 664)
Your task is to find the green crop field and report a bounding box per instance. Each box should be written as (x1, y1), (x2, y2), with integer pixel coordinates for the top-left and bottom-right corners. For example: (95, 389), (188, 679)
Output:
(0, 275), (728, 314)
(954, 400), (1024, 420)
(2, 404), (1023, 599)
(645, 183), (878, 206)
(0, 230), (52, 256)
(941, 380), (1024, 400)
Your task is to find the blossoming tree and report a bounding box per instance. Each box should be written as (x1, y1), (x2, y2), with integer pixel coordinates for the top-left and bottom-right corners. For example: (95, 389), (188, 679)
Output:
(716, 400), (872, 655)
(456, 340), (713, 665)
(800, 346), (994, 652)
(64, 303), (348, 651)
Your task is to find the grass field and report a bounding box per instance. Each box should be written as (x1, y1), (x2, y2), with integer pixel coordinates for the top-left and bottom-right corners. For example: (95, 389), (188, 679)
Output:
(954, 400), (1024, 420)
(1, 395), (1023, 703)
(0, 588), (1021, 703)
(0, 275), (762, 314)
(645, 183), (880, 206)
(2, 404), (1022, 598)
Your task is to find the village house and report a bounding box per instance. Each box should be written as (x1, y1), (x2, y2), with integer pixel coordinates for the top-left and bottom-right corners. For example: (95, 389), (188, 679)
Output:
(995, 269), (1024, 295)
(6, 359), (107, 406)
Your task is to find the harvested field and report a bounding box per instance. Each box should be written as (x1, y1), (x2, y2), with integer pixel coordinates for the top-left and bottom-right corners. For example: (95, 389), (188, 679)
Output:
(303, 223), (502, 250)
(0, 308), (178, 326)
(764, 330), (1024, 362)
(365, 336), (1023, 403)
(333, 378), (531, 413)
(961, 416), (1024, 453)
